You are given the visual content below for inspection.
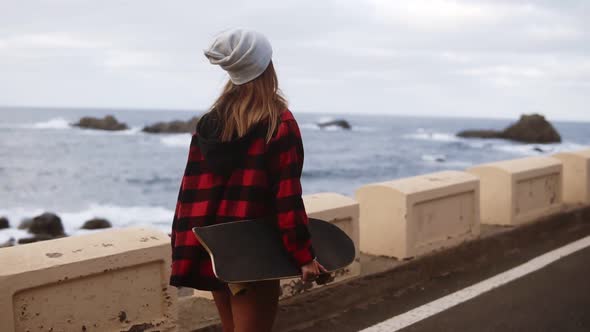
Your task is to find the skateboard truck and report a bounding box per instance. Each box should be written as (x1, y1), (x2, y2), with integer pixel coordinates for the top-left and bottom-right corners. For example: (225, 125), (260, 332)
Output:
(315, 272), (335, 285)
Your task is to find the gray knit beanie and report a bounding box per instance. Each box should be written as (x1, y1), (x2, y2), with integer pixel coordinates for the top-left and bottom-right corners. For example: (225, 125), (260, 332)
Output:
(204, 28), (273, 85)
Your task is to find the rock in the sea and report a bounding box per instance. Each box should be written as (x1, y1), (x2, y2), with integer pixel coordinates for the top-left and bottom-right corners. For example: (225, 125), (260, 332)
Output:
(142, 116), (201, 134)
(18, 218), (33, 230)
(317, 119), (351, 130)
(18, 233), (66, 244)
(0, 216), (9, 229)
(422, 154), (446, 162)
(73, 115), (129, 131)
(457, 113), (561, 143)
(501, 114), (561, 143)
(81, 218), (112, 229)
(29, 212), (66, 236)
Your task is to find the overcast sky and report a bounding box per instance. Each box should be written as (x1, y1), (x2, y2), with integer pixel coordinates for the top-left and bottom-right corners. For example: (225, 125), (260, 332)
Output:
(1, 0), (589, 120)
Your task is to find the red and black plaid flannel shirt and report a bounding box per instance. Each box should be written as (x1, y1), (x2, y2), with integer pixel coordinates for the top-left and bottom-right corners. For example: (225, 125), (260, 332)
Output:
(169, 109), (316, 291)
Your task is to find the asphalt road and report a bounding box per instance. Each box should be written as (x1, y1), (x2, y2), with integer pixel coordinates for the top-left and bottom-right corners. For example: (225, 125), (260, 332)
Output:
(190, 209), (590, 332)
(290, 243), (590, 332)
(399, 245), (590, 332)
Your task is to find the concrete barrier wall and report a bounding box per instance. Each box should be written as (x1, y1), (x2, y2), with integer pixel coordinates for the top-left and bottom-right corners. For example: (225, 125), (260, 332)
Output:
(304, 192), (360, 260)
(552, 149), (590, 205)
(0, 227), (177, 332)
(355, 170), (480, 259)
(194, 192), (361, 300)
(3, 148), (588, 330)
(466, 156), (564, 226)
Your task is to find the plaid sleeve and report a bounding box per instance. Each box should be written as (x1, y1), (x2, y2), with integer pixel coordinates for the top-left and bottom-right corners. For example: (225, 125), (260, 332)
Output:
(269, 118), (316, 267)
(170, 195), (180, 249)
(170, 136), (192, 251)
(170, 163), (185, 253)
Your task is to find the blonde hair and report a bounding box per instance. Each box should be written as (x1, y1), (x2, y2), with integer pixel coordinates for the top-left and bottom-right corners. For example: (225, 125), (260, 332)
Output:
(208, 61), (288, 143)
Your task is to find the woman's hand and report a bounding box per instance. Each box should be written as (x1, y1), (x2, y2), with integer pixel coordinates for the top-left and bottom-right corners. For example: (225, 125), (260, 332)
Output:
(301, 258), (328, 282)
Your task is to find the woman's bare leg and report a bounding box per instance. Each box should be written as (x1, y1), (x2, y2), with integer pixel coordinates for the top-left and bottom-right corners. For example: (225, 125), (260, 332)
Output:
(231, 280), (281, 332)
(212, 286), (235, 332)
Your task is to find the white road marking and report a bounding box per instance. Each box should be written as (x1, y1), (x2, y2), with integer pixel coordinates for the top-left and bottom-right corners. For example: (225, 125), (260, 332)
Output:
(360, 235), (590, 332)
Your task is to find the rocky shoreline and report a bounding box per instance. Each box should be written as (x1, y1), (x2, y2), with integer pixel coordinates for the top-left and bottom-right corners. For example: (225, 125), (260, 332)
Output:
(69, 114), (203, 134)
(73, 115), (129, 131)
(0, 213), (114, 247)
(316, 118), (351, 130)
(68, 114), (354, 133)
(141, 116), (201, 134)
(457, 113), (561, 143)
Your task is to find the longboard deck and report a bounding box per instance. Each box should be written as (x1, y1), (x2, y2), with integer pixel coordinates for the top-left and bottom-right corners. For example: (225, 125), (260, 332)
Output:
(192, 217), (356, 283)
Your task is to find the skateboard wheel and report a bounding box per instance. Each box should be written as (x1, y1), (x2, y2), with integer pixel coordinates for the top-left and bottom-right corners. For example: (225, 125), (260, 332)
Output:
(315, 272), (334, 285)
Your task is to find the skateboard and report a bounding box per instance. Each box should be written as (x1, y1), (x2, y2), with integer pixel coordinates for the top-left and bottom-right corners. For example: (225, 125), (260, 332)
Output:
(192, 217), (356, 283)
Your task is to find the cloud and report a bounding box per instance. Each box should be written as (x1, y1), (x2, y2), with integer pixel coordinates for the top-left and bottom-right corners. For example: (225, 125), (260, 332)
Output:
(0, 0), (589, 121)
(367, 0), (542, 30)
(460, 65), (546, 79)
(0, 32), (169, 71)
(103, 50), (164, 69)
(2, 33), (108, 49)
(458, 65), (547, 88)
(524, 24), (582, 41)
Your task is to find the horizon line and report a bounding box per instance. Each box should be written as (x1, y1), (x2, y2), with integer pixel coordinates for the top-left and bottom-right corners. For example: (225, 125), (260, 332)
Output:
(1, 104), (589, 124)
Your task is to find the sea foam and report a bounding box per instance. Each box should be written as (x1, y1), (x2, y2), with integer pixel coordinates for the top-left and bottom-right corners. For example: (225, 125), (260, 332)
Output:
(160, 134), (191, 148)
(492, 141), (589, 156)
(403, 128), (461, 142)
(300, 122), (374, 132)
(0, 203), (175, 244)
(31, 117), (72, 129)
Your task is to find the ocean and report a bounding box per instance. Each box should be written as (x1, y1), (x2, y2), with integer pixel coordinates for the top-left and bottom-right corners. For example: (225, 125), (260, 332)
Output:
(1, 106), (588, 243)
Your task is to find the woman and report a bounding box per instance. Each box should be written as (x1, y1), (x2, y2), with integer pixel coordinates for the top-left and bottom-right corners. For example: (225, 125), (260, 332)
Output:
(169, 28), (327, 332)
